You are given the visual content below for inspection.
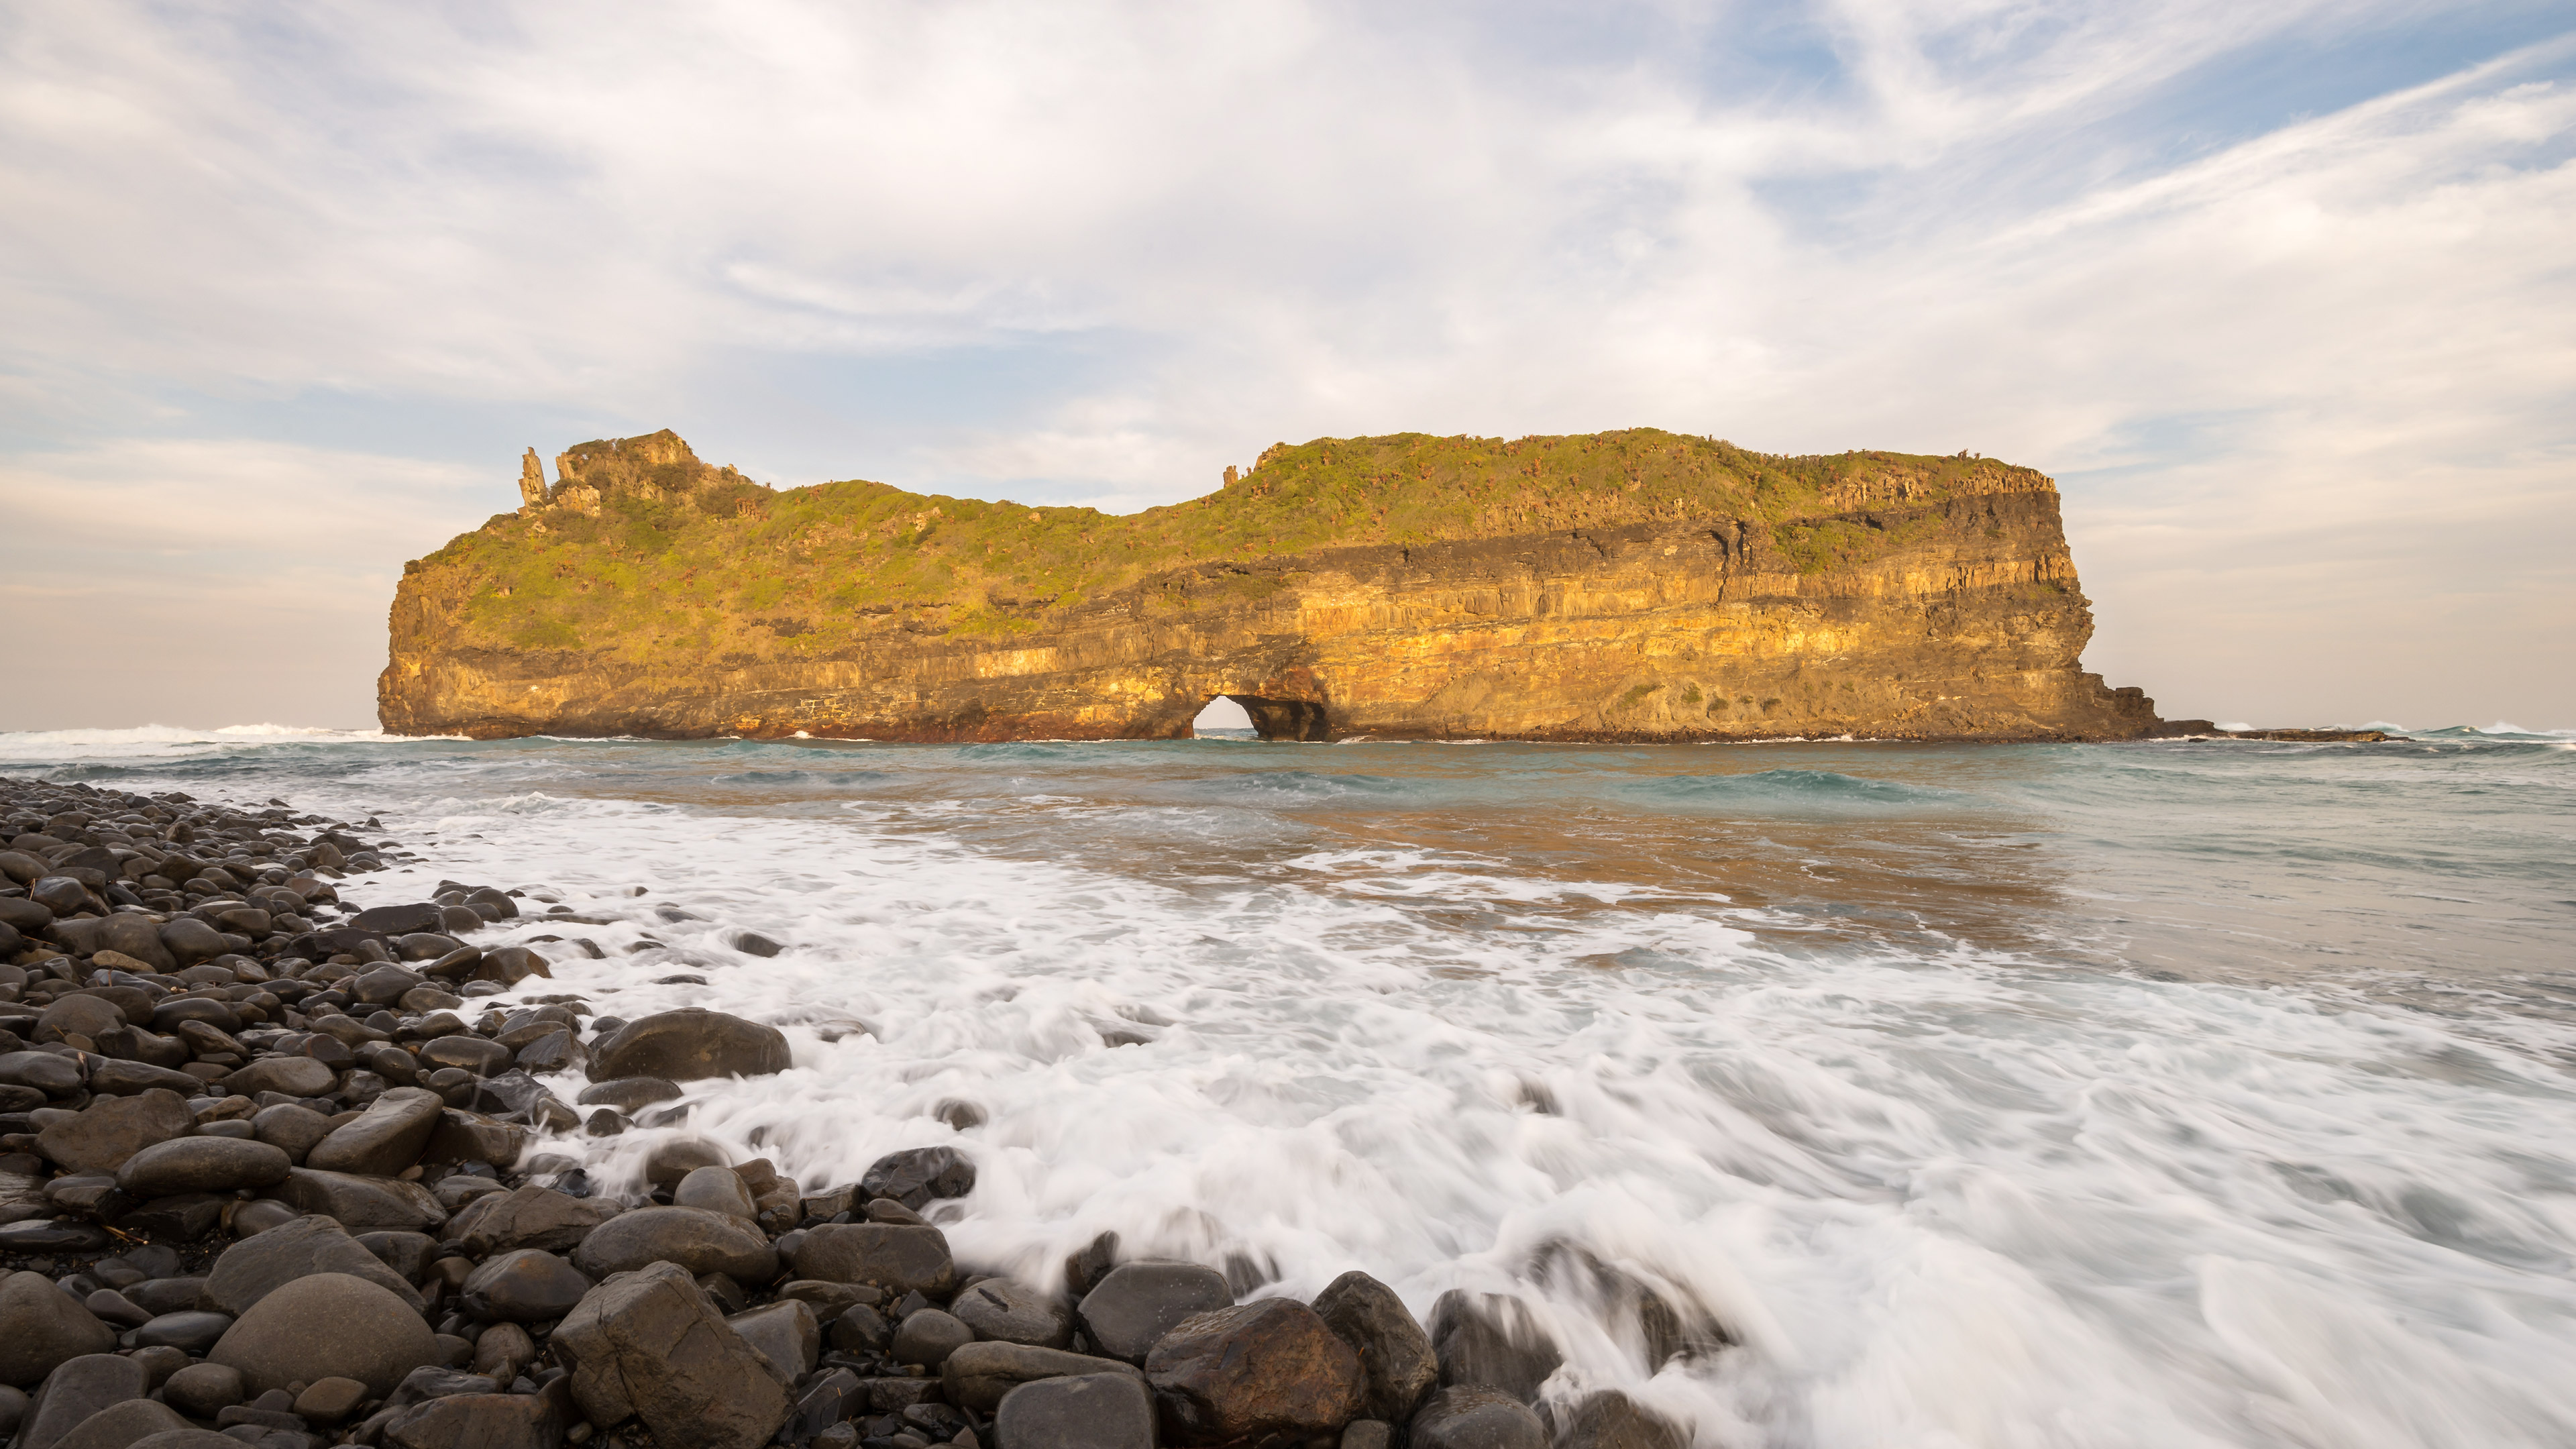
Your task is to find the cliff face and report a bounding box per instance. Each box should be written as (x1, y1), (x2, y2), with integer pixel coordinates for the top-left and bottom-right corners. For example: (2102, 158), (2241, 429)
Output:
(378, 429), (2171, 742)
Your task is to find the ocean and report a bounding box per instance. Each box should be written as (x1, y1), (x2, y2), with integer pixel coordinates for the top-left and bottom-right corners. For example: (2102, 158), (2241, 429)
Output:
(5, 723), (2573, 1446)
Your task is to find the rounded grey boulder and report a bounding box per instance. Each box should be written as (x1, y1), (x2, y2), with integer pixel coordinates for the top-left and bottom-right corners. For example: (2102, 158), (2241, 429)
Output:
(158, 1362), (246, 1418)
(46, 1397), (188, 1449)
(590, 1009), (790, 1083)
(0, 1270), (116, 1386)
(642, 1138), (731, 1189)
(859, 1145), (975, 1210)
(994, 1372), (1155, 1449)
(221, 1057), (336, 1098)
(788, 1223), (956, 1298)
(891, 1307), (973, 1369)
(571, 1205), (778, 1283)
(672, 1166), (757, 1220)
(209, 1272), (441, 1395)
(951, 1277), (1072, 1350)
(1075, 1261), (1233, 1365)
(460, 1249), (592, 1324)
(250, 1104), (336, 1164)
(131, 1311), (233, 1353)
(116, 1136), (292, 1198)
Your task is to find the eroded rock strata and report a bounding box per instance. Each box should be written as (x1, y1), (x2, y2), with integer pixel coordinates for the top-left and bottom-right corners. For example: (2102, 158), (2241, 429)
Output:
(381, 429), (2182, 742)
(0, 776), (1695, 1449)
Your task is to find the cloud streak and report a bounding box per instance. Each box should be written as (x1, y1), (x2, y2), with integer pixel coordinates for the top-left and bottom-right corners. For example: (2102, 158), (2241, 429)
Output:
(1, 0), (2569, 728)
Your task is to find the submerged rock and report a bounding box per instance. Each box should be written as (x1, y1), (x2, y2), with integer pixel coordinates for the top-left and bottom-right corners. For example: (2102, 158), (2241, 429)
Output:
(1077, 1261), (1233, 1366)
(858, 1144), (975, 1210)
(1426, 1290), (1562, 1402)
(1410, 1385), (1547, 1449)
(589, 1009), (790, 1083)
(1315, 1269), (1438, 1424)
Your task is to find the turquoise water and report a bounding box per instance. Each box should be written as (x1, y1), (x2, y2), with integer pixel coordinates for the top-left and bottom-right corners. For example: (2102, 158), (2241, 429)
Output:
(6, 724), (2573, 1446)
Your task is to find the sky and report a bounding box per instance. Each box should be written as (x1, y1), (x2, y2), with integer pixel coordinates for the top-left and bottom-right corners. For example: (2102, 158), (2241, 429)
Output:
(3, 0), (2571, 732)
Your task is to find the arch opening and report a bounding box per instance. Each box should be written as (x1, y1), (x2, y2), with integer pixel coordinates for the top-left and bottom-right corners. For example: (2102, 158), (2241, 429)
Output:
(1192, 696), (1258, 740)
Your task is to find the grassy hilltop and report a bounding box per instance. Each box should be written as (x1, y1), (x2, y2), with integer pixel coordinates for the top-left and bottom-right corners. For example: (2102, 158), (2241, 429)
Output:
(412, 428), (2047, 667)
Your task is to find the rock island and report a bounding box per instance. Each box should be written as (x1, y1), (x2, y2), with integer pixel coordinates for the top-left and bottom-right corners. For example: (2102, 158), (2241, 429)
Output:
(379, 429), (2192, 742)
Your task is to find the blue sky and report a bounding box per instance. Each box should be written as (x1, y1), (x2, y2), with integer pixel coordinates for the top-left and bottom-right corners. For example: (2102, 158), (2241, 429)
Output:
(3, 0), (2571, 729)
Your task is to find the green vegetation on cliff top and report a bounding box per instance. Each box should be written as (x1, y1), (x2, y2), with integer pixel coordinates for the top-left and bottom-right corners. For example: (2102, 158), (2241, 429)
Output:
(412, 428), (2047, 662)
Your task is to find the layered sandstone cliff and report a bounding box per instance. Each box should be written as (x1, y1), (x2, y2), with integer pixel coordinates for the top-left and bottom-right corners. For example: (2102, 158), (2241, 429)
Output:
(378, 429), (2177, 742)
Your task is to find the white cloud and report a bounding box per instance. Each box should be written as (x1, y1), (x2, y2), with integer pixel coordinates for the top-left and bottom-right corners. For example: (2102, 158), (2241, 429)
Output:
(0, 1), (2569, 726)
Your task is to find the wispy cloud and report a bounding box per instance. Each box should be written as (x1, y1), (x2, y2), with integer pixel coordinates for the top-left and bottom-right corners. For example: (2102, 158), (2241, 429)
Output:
(0, 1), (2568, 727)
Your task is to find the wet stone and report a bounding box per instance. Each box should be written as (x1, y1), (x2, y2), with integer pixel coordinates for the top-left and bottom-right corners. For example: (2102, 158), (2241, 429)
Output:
(0, 1270), (117, 1387)
(43, 1394), (188, 1449)
(208, 1214), (427, 1316)
(570, 1205), (777, 1283)
(951, 1277), (1073, 1350)
(1409, 1385), (1547, 1449)
(993, 1371), (1156, 1449)
(672, 1165), (757, 1220)
(553, 1260), (790, 1449)
(356, 1230), (438, 1284)
(726, 1299), (821, 1380)
(250, 1104), (336, 1163)
(1427, 1291), (1562, 1402)
(223, 1057), (336, 1099)
(116, 1136), (291, 1197)
(858, 1145), (975, 1210)
(1076, 1261), (1234, 1366)
(460, 1249), (591, 1324)
(588, 1009), (789, 1083)
(131, 1310), (233, 1354)
(790, 1222), (957, 1299)
(470, 1322), (537, 1382)
(1544, 1390), (1688, 1449)
(274, 1167), (447, 1233)
(890, 1307), (973, 1369)
(417, 1036), (510, 1077)
(17, 1353), (147, 1449)
(292, 1375), (370, 1427)
(125, 1192), (229, 1239)
(641, 1137), (731, 1189)
(941, 1342), (1145, 1415)
(439, 1183), (619, 1256)
(209, 1271), (443, 1395)
(305, 1086), (443, 1177)
(1144, 1297), (1363, 1446)
(576, 1076), (680, 1115)
(161, 1362), (248, 1418)
(1314, 1269), (1438, 1424)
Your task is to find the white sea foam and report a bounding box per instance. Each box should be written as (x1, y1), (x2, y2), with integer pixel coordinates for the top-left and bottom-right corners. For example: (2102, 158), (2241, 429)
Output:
(0, 722), (433, 761)
(345, 784), (2576, 1449)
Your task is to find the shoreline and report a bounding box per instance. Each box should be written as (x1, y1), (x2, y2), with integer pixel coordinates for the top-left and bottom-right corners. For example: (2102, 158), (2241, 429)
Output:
(0, 774), (1674, 1449)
